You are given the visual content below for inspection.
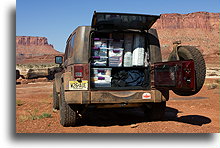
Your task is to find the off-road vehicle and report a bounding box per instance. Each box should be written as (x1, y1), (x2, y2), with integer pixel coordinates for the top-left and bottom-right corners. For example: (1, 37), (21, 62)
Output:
(53, 12), (206, 127)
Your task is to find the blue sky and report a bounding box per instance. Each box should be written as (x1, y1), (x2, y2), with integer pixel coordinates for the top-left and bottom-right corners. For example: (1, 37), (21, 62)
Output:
(16, 0), (219, 52)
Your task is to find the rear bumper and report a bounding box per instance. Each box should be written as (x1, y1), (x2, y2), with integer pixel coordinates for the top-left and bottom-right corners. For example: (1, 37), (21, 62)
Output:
(64, 89), (168, 104)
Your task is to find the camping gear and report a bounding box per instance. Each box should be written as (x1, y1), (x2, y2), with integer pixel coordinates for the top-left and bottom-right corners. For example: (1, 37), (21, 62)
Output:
(132, 34), (145, 66)
(108, 48), (124, 67)
(111, 70), (144, 87)
(91, 68), (112, 77)
(91, 56), (108, 66)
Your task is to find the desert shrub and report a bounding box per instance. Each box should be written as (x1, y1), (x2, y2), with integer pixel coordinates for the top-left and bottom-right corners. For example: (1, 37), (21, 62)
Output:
(16, 100), (24, 106)
(28, 64), (34, 69)
(39, 113), (52, 119)
(27, 109), (39, 120)
(27, 109), (52, 120)
(207, 83), (218, 90)
(215, 79), (220, 84)
(18, 115), (29, 122)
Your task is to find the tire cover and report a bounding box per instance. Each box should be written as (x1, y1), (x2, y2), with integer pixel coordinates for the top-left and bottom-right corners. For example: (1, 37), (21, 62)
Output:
(168, 46), (206, 96)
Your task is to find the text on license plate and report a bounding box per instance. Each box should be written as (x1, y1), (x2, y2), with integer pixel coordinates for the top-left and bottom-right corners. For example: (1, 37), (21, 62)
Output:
(69, 80), (88, 90)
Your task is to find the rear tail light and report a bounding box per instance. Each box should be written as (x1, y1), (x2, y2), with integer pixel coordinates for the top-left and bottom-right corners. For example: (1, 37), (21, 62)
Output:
(74, 66), (83, 78)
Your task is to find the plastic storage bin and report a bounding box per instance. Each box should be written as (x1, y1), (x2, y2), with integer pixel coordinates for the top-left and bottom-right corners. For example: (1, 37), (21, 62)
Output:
(91, 47), (108, 56)
(91, 56), (108, 67)
(91, 76), (112, 87)
(132, 47), (144, 66)
(132, 34), (145, 66)
(91, 68), (112, 77)
(109, 48), (123, 57)
(108, 48), (124, 67)
(93, 38), (108, 48)
(123, 52), (132, 67)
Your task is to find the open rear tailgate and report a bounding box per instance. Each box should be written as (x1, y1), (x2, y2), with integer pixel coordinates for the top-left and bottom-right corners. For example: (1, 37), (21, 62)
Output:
(152, 60), (195, 91)
(92, 11), (160, 31)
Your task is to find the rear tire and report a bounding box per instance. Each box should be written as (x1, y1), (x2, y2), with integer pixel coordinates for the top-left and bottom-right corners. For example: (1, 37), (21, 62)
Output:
(53, 82), (59, 110)
(168, 46), (206, 96)
(144, 102), (166, 121)
(59, 84), (77, 127)
(16, 70), (20, 80)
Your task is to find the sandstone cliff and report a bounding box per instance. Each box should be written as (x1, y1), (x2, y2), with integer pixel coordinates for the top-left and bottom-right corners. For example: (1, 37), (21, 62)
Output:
(153, 12), (219, 30)
(152, 12), (219, 66)
(16, 12), (219, 66)
(16, 36), (60, 55)
(16, 36), (62, 64)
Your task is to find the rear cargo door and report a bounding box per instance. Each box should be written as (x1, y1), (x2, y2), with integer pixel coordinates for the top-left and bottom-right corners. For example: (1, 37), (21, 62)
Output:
(91, 11), (160, 31)
(152, 60), (196, 93)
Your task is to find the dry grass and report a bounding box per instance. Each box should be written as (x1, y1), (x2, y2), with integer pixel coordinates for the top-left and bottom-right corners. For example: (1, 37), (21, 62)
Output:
(18, 109), (52, 122)
(16, 100), (24, 106)
(204, 78), (220, 90)
(18, 115), (29, 122)
(207, 83), (219, 90)
(215, 79), (220, 84)
(27, 109), (52, 120)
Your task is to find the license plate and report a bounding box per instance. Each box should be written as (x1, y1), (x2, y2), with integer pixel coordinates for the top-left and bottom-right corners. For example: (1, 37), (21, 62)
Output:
(69, 80), (88, 90)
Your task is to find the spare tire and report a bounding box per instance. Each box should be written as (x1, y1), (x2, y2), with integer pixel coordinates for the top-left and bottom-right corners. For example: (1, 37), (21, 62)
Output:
(168, 46), (206, 96)
(53, 82), (59, 110)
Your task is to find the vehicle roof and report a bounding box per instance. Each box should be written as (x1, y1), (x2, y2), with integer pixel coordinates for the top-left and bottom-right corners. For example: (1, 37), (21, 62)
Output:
(66, 26), (92, 43)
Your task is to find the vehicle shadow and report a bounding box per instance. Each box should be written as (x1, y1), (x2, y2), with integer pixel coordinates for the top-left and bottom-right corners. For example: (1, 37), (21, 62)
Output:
(80, 106), (211, 127)
(164, 107), (211, 126)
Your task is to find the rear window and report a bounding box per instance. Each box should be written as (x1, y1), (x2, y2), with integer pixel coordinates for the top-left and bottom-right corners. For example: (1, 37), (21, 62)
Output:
(68, 33), (76, 58)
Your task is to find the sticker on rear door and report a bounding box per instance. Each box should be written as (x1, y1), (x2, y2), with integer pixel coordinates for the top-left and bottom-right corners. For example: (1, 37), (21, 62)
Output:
(142, 93), (151, 99)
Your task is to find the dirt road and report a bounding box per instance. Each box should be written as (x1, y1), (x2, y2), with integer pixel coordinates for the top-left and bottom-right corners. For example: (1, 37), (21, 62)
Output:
(16, 80), (219, 133)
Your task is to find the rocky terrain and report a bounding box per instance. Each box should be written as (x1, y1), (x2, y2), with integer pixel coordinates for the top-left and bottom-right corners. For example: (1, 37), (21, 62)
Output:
(16, 81), (219, 133)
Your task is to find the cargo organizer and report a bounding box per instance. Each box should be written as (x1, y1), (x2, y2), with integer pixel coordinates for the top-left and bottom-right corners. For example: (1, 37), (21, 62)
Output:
(90, 32), (150, 89)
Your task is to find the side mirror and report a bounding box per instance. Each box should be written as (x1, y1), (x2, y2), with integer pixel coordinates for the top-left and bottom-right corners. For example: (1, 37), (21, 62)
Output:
(55, 56), (63, 64)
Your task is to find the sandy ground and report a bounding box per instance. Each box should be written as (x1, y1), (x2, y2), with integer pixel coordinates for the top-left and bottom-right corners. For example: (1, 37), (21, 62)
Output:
(16, 80), (219, 133)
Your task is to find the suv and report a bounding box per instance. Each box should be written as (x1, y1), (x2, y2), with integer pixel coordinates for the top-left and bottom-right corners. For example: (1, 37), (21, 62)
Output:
(53, 12), (206, 127)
